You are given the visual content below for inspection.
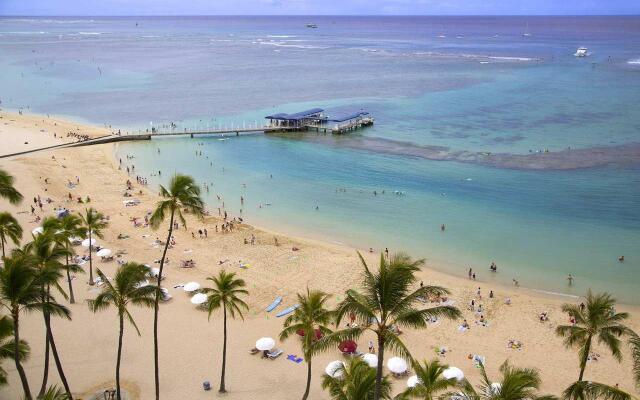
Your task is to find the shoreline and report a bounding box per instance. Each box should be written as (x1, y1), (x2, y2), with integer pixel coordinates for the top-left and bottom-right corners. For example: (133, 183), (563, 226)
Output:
(2, 110), (640, 399)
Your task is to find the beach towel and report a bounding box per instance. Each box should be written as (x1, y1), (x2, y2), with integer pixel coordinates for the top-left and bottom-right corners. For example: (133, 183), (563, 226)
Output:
(287, 354), (303, 364)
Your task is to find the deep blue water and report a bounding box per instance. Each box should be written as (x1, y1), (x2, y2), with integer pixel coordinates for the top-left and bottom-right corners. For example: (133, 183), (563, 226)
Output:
(1, 16), (639, 301)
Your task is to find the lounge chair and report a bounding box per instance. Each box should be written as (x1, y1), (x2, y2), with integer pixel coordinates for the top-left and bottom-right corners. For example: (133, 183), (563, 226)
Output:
(267, 349), (283, 359)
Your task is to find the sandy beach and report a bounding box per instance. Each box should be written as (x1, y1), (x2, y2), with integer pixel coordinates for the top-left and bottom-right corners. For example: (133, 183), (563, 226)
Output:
(1, 110), (639, 399)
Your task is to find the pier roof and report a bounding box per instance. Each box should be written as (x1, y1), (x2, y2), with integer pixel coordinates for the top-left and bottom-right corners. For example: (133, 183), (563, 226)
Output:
(265, 108), (324, 121)
(329, 111), (369, 122)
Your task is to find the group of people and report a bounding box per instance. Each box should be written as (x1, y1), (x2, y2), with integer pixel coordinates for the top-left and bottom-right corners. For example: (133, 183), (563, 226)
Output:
(67, 131), (90, 141)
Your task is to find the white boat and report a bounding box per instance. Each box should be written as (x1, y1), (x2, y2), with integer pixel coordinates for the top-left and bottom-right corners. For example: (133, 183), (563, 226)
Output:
(522, 22), (531, 37)
(574, 47), (589, 57)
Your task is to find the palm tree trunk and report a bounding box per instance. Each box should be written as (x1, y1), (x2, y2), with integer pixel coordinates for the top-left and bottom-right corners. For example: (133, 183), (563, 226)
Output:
(46, 314), (73, 399)
(116, 313), (124, 400)
(219, 306), (227, 393)
(88, 231), (94, 285)
(1, 236), (5, 259)
(39, 292), (50, 398)
(66, 254), (75, 304)
(578, 335), (593, 382)
(302, 357), (312, 400)
(153, 208), (175, 400)
(13, 310), (32, 400)
(374, 333), (385, 400)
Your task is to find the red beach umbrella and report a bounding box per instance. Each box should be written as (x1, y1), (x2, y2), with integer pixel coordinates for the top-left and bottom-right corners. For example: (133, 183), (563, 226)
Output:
(338, 340), (357, 353)
(296, 328), (324, 340)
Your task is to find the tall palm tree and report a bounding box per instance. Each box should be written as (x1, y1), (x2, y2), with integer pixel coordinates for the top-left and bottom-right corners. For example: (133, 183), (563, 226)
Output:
(0, 315), (30, 388)
(0, 253), (66, 400)
(556, 290), (629, 382)
(453, 361), (556, 400)
(322, 357), (392, 400)
(324, 253), (461, 400)
(88, 263), (156, 400)
(22, 232), (73, 398)
(0, 212), (23, 258)
(280, 289), (334, 400)
(79, 208), (108, 286)
(397, 359), (457, 400)
(0, 168), (23, 205)
(202, 270), (249, 393)
(43, 215), (87, 303)
(149, 174), (204, 399)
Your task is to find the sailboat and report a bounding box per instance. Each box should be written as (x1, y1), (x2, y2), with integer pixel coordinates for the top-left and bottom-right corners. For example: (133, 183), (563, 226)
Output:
(522, 22), (531, 37)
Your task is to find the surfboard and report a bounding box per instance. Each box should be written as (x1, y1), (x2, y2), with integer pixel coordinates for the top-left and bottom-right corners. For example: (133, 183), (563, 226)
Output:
(265, 296), (282, 312)
(276, 304), (300, 317)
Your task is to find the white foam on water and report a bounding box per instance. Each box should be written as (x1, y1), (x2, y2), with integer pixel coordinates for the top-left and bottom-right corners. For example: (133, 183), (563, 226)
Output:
(628, 58), (640, 65)
(267, 35), (297, 38)
(78, 32), (102, 35)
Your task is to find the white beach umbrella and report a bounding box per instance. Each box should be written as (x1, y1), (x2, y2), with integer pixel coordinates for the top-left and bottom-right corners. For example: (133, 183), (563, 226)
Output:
(32, 227), (44, 235)
(443, 367), (464, 381)
(387, 357), (408, 374)
(190, 293), (208, 305)
(150, 267), (160, 277)
(407, 375), (420, 388)
(183, 282), (200, 292)
(97, 248), (112, 257)
(82, 238), (97, 247)
(325, 360), (345, 378)
(255, 337), (275, 351)
(489, 383), (502, 395)
(362, 353), (378, 368)
(69, 236), (82, 244)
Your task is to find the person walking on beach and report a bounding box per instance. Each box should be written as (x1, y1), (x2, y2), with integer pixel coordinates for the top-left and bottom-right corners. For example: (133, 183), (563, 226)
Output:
(385, 248), (389, 258)
(468, 268), (473, 279)
(368, 340), (375, 354)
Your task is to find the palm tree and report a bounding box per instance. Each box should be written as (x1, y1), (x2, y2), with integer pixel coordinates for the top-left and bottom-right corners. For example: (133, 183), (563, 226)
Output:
(322, 357), (392, 400)
(43, 215), (87, 303)
(324, 253), (461, 400)
(88, 263), (156, 400)
(202, 270), (249, 393)
(0, 315), (30, 388)
(0, 168), (23, 205)
(38, 385), (71, 400)
(280, 289), (334, 400)
(22, 231), (73, 398)
(0, 212), (23, 258)
(0, 253), (66, 400)
(556, 291), (629, 382)
(452, 361), (556, 400)
(79, 208), (108, 286)
(149, 174), (204, 399)
(397, 359), (457, 400)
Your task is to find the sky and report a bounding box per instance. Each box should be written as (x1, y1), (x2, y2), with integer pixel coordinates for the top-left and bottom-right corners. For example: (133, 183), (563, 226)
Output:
(0, 0), (639, 16)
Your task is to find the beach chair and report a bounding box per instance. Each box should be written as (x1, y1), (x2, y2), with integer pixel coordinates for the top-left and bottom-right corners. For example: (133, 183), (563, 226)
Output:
(267, 349), (283, 359)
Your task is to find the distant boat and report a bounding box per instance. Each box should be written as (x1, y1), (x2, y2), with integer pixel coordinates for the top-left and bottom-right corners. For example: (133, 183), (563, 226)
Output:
(522, 22), (531, 37)
(306, 23), (318, 28)
(574, 47), (589, 57)
(437, 34), (446, 38)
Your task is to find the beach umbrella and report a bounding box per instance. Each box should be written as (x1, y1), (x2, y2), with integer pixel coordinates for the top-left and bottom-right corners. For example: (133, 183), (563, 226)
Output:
(407, 375), (420, 388)
(387, 357), (408, 374)
(82, 238), (97, 247)
(338, 340), (357, 353)
(489, 383), (502, 395)
(32, 227), (44, 235)
(183, 282), (200, 292)
(150, 267), (160, 277)
(255, 337), (275, 351)
(362, 353), (378, 368)
(296, 328), (324, 340)
(190, 293), (208, 305)
(325, 360), (345, 378)
(443, 367), (464, 381)
(97, 248), (112, 257)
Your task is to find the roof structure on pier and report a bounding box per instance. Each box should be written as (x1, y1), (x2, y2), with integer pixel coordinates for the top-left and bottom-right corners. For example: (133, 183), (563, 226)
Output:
(265, 108), (324, 121)
(329, 111), (369, 122)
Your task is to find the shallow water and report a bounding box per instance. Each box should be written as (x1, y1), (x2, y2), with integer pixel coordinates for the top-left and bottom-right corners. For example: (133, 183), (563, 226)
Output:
(1, 16), (639, 302)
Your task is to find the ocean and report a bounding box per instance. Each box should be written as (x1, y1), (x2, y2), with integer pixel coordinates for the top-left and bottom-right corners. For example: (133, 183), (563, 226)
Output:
(1, 16), (639, 301)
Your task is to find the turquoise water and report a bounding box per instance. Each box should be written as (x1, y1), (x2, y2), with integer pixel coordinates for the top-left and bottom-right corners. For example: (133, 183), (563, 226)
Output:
(1, 16), (640, 302)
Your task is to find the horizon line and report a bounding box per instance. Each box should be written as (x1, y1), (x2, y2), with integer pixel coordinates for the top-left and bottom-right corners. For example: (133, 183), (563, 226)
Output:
(1, 13), (639, 17)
